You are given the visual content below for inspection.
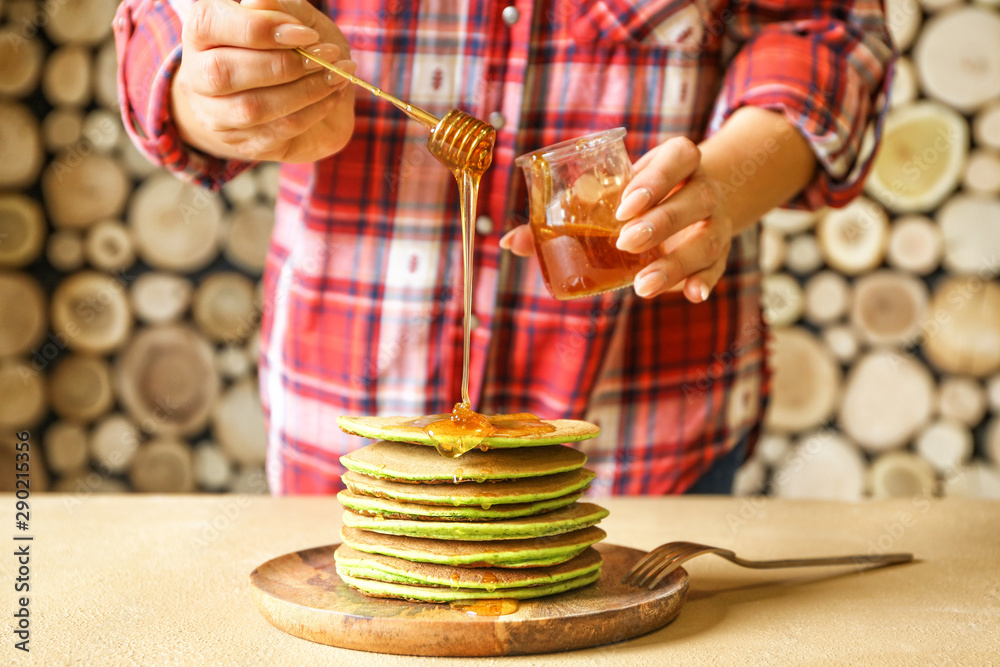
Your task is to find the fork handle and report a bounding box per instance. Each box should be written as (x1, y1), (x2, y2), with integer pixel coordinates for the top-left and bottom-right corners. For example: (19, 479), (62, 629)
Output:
(729, 552), (913, 569)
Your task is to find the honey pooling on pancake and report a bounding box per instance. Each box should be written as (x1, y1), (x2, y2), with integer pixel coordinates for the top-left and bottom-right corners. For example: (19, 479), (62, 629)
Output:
(408, 409), (558, 458)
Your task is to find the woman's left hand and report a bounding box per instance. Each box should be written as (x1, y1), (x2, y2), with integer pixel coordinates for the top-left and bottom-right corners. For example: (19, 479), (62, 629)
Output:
(501, 136), (732, 304)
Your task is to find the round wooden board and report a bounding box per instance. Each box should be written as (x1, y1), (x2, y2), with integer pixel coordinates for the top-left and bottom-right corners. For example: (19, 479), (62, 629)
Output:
(249, 542), (687, 656)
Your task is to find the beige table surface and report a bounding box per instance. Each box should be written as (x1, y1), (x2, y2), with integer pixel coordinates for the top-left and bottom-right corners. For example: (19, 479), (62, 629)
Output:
(2, 495), (998, 665)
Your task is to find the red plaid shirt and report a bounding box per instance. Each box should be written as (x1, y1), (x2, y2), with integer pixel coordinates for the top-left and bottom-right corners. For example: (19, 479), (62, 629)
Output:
(115, 0), (892, 495)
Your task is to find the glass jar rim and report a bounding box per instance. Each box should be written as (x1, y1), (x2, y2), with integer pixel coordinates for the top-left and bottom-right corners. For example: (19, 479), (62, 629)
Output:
(515, 127), (627, 167)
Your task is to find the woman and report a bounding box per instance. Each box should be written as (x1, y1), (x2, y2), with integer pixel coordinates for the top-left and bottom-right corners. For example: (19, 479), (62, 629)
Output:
(114, 0), (894, 494)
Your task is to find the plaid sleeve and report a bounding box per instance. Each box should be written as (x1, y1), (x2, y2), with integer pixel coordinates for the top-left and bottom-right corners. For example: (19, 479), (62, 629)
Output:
(113, 0), (253, 190)
(708, 0), (896, 210)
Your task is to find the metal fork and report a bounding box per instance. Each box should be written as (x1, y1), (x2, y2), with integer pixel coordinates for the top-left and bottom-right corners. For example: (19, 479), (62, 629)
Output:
(623, 541), (914, 590)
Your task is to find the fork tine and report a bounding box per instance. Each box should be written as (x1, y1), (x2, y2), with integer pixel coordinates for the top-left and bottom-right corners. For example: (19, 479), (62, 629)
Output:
(621, 543), (678, 585)
(636, 544), (707, 589)
(646, 546), (709, 590)
(624, 542), (697, 587)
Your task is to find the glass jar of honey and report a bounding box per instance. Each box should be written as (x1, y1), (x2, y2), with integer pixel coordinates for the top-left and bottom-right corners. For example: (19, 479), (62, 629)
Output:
(516, 128), (659, 300)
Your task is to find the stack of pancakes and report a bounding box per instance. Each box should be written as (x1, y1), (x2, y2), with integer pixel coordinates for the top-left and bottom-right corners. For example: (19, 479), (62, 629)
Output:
(334, 415), (608, 603)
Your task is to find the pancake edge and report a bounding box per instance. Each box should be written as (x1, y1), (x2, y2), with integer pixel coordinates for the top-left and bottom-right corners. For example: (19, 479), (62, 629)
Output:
(342, 469), (596, 505)
(338, 568), (602, 602)
(339, 526), (607, 568)
(337, 416), (600, 448)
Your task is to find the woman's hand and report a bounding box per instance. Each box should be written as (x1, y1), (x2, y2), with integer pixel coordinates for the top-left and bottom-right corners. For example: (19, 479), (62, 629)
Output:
(609, 136), (731, 302)
(501, 136), (731, 303)
(171, 0), (356, 162)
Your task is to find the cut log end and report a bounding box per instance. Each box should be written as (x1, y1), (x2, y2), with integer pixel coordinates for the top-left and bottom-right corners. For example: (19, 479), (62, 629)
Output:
(785, 234), (823, 276)
(772, 431), (866, 501)
(0, 272), (47, 357)
(129, 174), (223, 272)
(914, 7), (1000, 113)
(46, 230), (86, 272)
(193, 272), (257, 343)
(42, 45), (92, 107)
(869, 452), (937, 499)
(89, 413), (141, 474)
(0, 28), (44, 97)
(804, 271), (851, 326)
(131, 272), (193, 325)
(43, 421), (89, 474)
(765, 328), (842, 433)
(840, 350), (936, 452)
(42, 108), (84, 152)
(193, 441), (234, 491)
(937, 376), (988, 427)
(130, 438), (194, 493)
(118, 324), (219, 436)
(822, 325), (860, 364)
(916, 418), (974, 473)
(0, 359), (46, 430)
(851, 270), (928, 346)
(0, 102), (43, 189)
(817, 198), (889, 274)
(923, 277), (1000, 377)
(84, 220), (135, 272)
(212, 378), (267, 466)
(962, 150), (1000, 197)
(43, 152), (130, 229)
(49, 354), (114, 423)
(51, 271), (133, 354)
(761, 274), (804, 327)
(937, 196), (1000, 276)
(759, 228), (787, 274)
(886, 215), (943, 275)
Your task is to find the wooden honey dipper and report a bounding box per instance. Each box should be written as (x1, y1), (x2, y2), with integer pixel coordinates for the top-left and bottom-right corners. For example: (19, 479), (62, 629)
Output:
(297, 48), (495, 173)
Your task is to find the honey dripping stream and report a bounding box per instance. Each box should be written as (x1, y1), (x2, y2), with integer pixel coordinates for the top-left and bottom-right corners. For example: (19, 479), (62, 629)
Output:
(416, 111), (555, 458)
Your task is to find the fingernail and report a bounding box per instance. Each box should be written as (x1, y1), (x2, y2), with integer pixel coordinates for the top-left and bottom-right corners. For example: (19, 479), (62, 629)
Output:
(303, 44), (340, 70)
(498, 230), (515, 249)
(700, 283), (710, 302)
(274, 24), (320, 46)
(616, 223), (654, 253)
(616, 187), (651, 221)
(325, 60), (356, 87)
(634, 270), (667, 298)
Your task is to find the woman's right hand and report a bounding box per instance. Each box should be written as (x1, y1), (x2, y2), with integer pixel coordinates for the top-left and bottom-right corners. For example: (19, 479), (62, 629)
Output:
(171, 0), (356, 162)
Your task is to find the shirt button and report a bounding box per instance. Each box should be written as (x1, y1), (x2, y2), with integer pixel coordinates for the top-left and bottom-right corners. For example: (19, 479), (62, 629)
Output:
(488, 111), (505, 129)
(502, 5), (520, 26)
(475, 215), (494, 235)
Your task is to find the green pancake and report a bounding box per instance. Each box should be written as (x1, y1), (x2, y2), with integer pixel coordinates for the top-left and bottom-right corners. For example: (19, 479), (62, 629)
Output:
(340, 525), (607, 568)
(339, 568), (602, 603)
(338, 489), (582, 521)
(337, 415), (599, 449)
(340, 441), (588, 483)
(334, 545), (602, 590)
(342, 469), (595, 506)
(342, 502), (609, 541)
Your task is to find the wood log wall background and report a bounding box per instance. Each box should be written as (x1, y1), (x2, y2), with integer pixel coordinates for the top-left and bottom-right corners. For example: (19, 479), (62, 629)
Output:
(1, 0), (999, 498)
(0, 0), (273, 494)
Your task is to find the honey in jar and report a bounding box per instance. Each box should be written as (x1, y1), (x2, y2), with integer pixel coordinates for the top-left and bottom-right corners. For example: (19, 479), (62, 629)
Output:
(516, 128), (659, 300)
